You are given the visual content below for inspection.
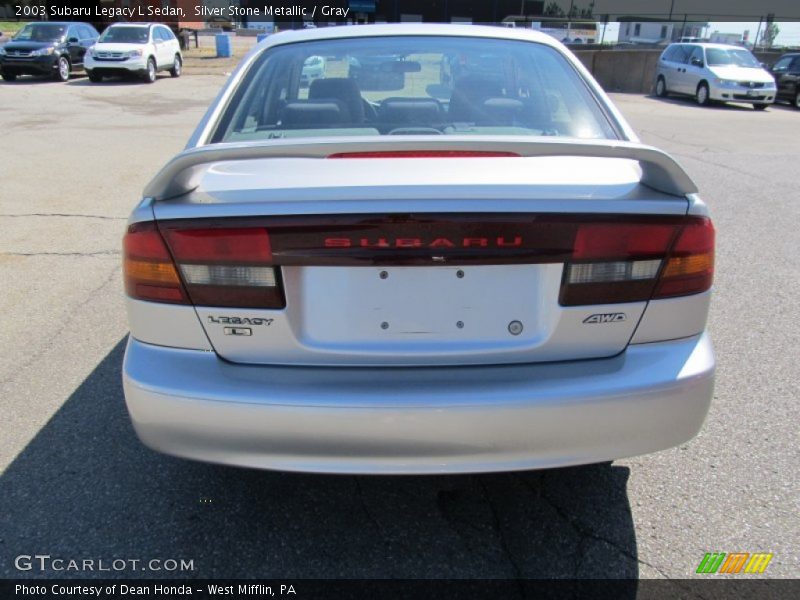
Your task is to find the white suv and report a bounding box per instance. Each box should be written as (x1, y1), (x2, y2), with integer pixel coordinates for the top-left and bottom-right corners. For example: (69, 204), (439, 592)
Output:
(85, 23), (181, 83)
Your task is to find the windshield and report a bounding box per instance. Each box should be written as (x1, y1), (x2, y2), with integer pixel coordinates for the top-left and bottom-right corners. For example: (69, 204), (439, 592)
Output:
(14, 24), (66, 43)
(706, 48), (761, 68)
(99, 27), (150, 44)
(213, 36), (617, 142)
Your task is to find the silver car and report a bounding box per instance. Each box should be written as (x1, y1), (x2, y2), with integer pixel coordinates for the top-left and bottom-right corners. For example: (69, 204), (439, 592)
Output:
(655, 42), (777, 109)
(122, 25), (715, 474)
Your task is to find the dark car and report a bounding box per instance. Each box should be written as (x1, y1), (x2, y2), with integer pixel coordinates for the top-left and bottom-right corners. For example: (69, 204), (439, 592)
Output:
(0, 21), (99, 82)
(769, 52), (800, 108)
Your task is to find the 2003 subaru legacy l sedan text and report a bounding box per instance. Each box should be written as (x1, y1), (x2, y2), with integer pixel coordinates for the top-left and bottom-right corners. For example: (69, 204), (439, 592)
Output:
(122, 25), (715, 474)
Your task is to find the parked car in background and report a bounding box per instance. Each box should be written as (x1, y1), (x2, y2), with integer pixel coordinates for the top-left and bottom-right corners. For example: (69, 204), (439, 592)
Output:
(122, 25), (715, 475)
(85, 23), (181, 84)
(769, 52), (800, 108)
(655, 42), (776, 110)
(300, 55), (326, 86)
(0, 21), (98, 82)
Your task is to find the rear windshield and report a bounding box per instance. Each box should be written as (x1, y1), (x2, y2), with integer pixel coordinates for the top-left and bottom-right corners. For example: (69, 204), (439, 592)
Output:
(99, 27), (150, 44)
(706, 48), (760, 68)
(212, 36), (617, 142)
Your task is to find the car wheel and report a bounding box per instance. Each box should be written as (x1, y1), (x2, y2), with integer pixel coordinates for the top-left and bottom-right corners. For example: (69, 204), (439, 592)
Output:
(169, 54), (182, 78)
(752, 104), (768, 111)
(794, 91), (800, 109)
(87, 70), (103, 83)
(55, 56), (70, 82)
(1, 71), (17, 82)
(655, 76), (668, 97)
(143, 57), (156, 83)
(695, 82), (710, 106)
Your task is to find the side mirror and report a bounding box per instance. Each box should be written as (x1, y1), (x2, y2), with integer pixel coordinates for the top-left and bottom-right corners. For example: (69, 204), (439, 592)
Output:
(68, 36), (79, 44)
(691, 57), (703, 67)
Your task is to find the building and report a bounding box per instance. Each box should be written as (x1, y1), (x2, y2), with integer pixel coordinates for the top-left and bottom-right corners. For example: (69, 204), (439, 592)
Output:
(617, 21), (706, 45)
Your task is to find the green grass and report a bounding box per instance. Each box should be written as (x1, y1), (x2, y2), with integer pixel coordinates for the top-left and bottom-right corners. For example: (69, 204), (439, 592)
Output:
(0, 21), (25, 36)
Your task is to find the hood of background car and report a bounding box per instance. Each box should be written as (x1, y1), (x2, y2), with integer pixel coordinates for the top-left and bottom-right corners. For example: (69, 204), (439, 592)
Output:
(3, 41), (56, 52)
(709, 65), (774, 83)
(92, 43), (148, 53)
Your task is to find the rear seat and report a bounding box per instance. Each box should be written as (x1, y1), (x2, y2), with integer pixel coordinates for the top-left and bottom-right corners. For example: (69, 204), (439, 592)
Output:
(379, 97), (443, 128)
(280, 100), (347, 128)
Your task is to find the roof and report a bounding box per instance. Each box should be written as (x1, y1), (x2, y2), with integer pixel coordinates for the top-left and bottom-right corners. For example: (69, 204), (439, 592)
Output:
(668, 41), (751, 50)
(106, 23), (155, 28)
(260, 23), (564, 50)
(26, 22), (80, 26)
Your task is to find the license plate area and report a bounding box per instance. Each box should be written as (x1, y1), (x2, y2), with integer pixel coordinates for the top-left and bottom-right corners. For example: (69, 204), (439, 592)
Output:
(293, 265), (548, 348)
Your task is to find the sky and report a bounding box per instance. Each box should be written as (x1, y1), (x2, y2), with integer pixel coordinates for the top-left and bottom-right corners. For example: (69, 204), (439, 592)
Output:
(705, 21), (800, 46)
(598, 21), (800, 46)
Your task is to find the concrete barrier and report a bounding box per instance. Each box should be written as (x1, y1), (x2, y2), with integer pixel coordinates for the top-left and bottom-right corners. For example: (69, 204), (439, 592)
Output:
(574, 49), (662, 94)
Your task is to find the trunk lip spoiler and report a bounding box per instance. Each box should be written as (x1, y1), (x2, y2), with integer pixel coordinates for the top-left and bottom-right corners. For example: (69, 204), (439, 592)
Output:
(143, 136), (697, 201)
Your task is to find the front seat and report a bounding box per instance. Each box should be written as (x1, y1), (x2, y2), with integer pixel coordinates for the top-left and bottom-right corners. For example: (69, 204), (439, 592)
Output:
(309, 78), (365, 123)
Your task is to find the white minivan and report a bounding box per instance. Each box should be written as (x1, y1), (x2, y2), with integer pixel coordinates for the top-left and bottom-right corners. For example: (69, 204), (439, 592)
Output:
(655, 43), (776, 109)
(85, 23), (181, 84)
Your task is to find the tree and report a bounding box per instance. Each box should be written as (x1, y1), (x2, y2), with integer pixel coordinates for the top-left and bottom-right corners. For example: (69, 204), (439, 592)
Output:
(543, 1), (565, 18)
(760, 23), (779, 48)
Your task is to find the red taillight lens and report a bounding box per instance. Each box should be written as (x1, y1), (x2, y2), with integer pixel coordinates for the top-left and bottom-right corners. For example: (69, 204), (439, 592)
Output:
(654, 218), (714, 299)
(159, 225), (285, 309)
(163, 228), (272, 263)
(572, 223), (677, 260)
(560, 216), (714, 306)
(327, 151), (519, 159)
(123, 222), (188, 304)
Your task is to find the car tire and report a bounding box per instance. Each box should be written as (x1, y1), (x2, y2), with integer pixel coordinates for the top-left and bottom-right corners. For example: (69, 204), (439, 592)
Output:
(695, 82), (710, 106)
(794, 91), (800, 109)
(169, 54), (182, 78)
(87, 70), (103, 83)
(55, 56), (70, 82)
(143, 57), (157, 83)
(752, 104), (768, 111)
(1, 71), (17, 82)
(655, 76), (668, 98)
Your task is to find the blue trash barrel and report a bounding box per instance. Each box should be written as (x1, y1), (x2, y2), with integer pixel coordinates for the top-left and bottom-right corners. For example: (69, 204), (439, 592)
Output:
(215, 34), (232, 58)
(257, 33), (269, 43)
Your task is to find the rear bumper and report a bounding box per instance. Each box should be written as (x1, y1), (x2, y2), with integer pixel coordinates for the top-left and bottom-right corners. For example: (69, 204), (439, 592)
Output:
(122, 333), (715, 474)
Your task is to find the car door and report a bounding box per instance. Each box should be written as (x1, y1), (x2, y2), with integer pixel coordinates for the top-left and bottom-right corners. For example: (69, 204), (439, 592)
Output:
(771, 55), (798, 101)
(786, 57), (800, 102)
(153, 27), (173, 68)
(682, 46), (705, 95)
(160, 26), (180, 62)
(65, 25), (85, 67)
(662, 44), (689, 94)
(77, 25), (98, 66)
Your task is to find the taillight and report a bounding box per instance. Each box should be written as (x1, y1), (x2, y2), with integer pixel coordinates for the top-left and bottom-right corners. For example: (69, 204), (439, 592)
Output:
(124, 214), (712, 310)
(653, 217), (714, 299)
(560, 216), (714, 306)
(124, 223), (285, 308)
(159, 225), (285, 309)
(123, 222), (188, 304)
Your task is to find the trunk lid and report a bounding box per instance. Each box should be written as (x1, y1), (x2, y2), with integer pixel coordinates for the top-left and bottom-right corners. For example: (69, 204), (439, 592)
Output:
(151, 151), (691, 367)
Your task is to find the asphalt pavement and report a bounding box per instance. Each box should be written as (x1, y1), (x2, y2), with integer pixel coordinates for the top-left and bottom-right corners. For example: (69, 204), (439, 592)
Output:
(0, 72), (797, 582)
